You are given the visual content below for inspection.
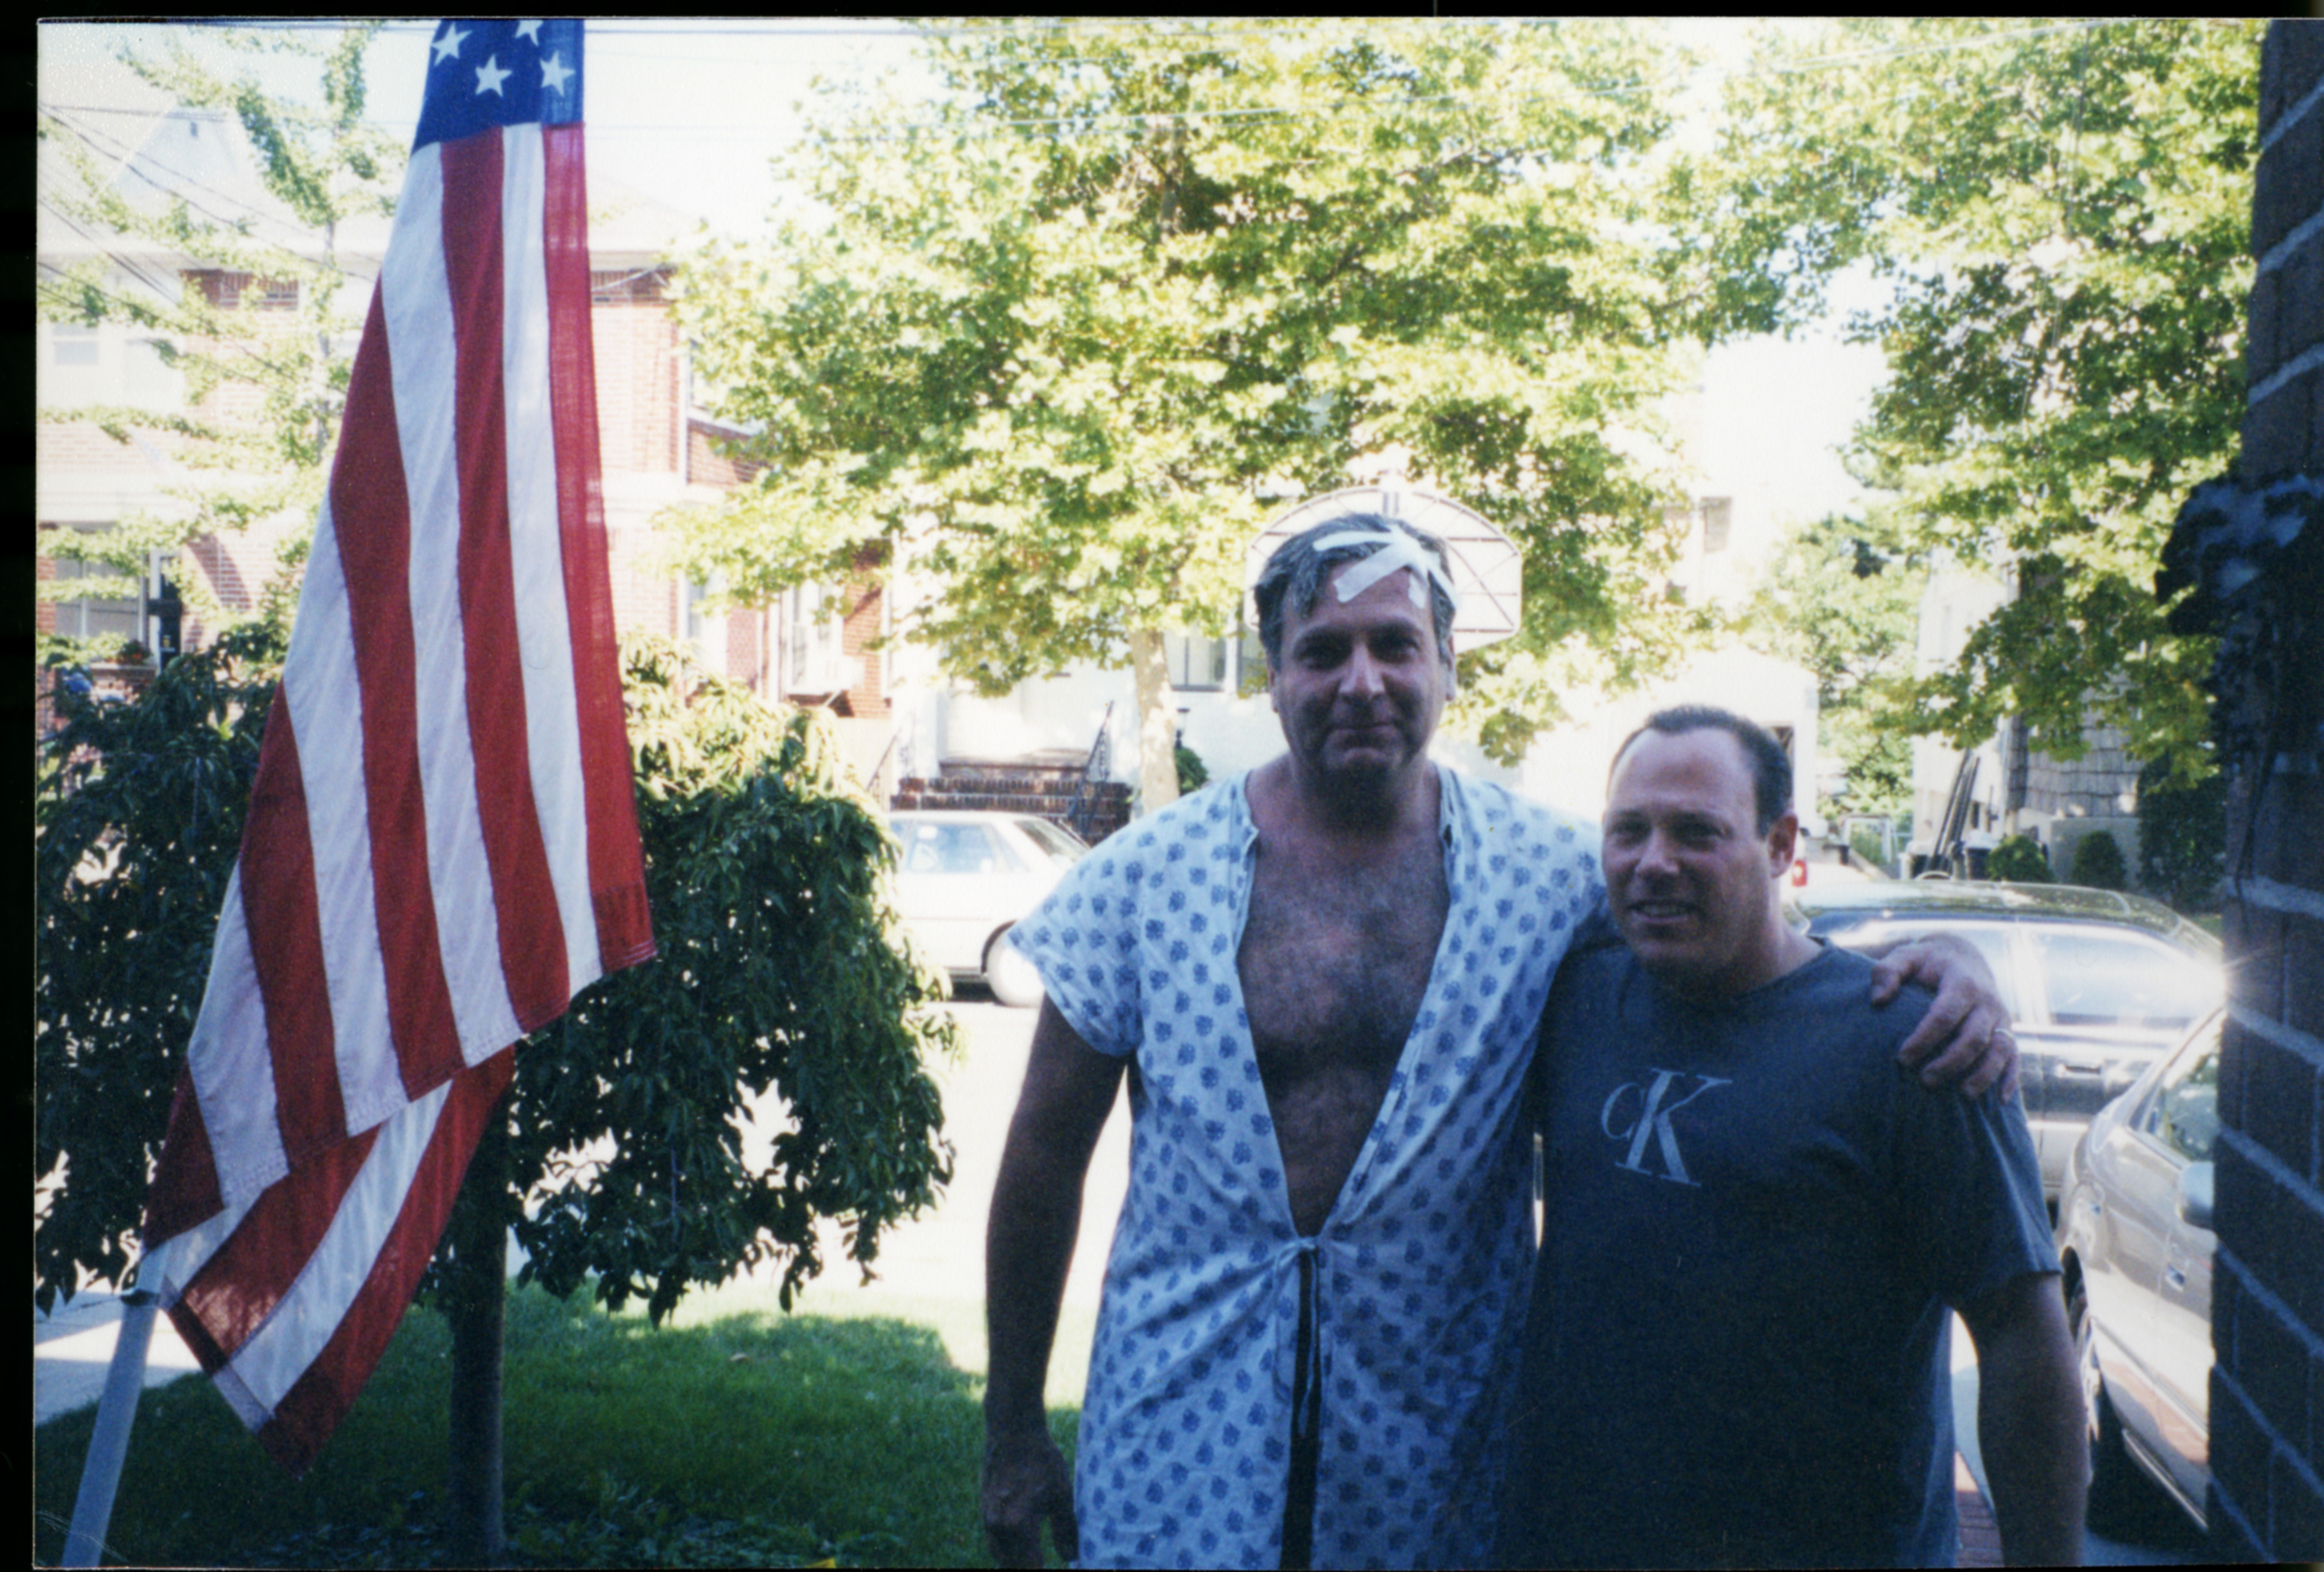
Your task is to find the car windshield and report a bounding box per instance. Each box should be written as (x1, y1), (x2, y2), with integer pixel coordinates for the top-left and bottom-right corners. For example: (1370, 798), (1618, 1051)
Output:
(2027, 926), (2219, 1032)
(1820, 919), (2021, 1017)
(1013, 816), (1089, 870)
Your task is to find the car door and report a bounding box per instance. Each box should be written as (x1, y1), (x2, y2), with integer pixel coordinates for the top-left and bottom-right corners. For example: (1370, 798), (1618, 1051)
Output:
(892, 817), (1016, 972)
(2077, 1066), (2181, 1452)
(2138, 1021), (2221, 1508)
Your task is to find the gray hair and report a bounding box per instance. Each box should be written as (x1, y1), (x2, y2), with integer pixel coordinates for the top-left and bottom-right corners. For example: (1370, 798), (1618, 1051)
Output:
(1251, 513), (1456, 674)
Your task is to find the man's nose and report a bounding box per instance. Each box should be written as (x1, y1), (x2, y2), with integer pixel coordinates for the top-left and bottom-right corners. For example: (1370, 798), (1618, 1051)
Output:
(1343, 645), (1386, 698)
(1634, 829), (1680, 877)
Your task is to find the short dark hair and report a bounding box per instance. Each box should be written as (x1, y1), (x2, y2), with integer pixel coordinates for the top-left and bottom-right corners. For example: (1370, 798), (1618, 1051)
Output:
(1251, 514), (1456, 673)
(1611, 706), (1794, 834)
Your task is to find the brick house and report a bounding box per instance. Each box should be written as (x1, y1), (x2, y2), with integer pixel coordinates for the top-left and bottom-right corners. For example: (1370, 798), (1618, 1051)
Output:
(36, 51), (890, 760)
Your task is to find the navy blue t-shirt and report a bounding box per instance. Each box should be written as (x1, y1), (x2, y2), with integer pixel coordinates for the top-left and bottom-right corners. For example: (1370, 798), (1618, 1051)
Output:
(1496, 942), (2054, 1569)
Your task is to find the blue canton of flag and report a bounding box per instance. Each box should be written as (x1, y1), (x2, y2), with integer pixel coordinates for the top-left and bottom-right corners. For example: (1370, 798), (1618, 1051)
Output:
(415, 18), (584, 148)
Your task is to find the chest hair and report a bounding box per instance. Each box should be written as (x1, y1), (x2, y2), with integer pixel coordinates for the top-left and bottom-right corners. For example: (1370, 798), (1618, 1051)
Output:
(1238, 829), (1450, 1090)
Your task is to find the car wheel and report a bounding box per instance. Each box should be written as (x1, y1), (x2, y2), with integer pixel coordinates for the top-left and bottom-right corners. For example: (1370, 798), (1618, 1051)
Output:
(984, 930), (1045, 1009)
(2069, 1275), (2153, 1533)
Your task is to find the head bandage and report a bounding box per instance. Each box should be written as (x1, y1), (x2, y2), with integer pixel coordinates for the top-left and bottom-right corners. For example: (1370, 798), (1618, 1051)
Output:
(1307, 529), (1462, 615)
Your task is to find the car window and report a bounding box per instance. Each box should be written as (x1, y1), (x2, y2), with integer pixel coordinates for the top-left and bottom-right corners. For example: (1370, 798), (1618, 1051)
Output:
(2140, 1021), (2222, 1163)
(1819, 920), (2020, 1016)
(1013, 816), (1089, 870)
(896, 820), (1009, 876)
(2027, 928), (2216, 1031)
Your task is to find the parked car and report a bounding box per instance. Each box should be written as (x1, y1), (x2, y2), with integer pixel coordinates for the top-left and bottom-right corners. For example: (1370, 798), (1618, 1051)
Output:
(1785, 881), (2224, 1200)
(2055, 1010), (2220, 1534)
(888, 810), (1090, 1006)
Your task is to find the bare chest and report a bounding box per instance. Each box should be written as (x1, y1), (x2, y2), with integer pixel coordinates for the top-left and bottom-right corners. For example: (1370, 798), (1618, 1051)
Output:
(1236, 834), (1450, 1231)
(1238, 849), (1449, 1067)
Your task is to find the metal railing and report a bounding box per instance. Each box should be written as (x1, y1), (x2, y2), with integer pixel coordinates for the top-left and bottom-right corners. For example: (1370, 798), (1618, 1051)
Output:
(1065, 702), (1114, 841)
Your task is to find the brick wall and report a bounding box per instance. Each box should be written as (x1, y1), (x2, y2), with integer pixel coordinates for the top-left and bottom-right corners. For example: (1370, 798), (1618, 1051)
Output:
(687, 422), (763, 488)
(590, 271), (679, 477)
(838, 581), (887, 719)
(2206, 20), (2324, 1564)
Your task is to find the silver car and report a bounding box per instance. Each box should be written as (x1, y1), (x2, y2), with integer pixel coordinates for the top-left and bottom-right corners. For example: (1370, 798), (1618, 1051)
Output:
(1788, 881), (2224, 1200)
(2054, 1010), (2220, 1534)
(888, 810), (1089, 1006)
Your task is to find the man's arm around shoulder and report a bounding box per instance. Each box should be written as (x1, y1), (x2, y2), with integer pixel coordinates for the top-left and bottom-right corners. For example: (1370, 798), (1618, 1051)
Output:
(982, 1000), (1126, 1568)
(1960, 1271), (2086, 1565)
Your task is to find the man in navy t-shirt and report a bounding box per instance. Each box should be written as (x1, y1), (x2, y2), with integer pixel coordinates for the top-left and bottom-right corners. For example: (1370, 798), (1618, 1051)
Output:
(1496, 707), (2085, 1568)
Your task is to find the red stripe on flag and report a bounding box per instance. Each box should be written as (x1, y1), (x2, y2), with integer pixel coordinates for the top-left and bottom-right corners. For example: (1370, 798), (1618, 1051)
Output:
(437, 130), (569, 1031)
(333, 287), (467, 1098)
(192, 1053), (512, 1478)
(239, 688), (346, 1163)
(542, 122), (653, 969)
(170, 1123), (383, 1360)
(144, 1069), (223, 1244)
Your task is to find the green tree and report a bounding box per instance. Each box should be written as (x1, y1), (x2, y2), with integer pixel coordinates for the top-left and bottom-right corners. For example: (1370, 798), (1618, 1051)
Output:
(2136, 752), (2225, 911)
(1708, 18), (2261, 784)
(37, 23), (401, 655)
(36, 633), (954, 1316)
(36, 633), (955, 1556)
(1741, 508), (1926, 820)
(669, 18), (1720, 805)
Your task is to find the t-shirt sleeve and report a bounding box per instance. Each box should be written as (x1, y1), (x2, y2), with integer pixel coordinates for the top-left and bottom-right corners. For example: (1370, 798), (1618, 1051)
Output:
(1892, 1064), (2058, 1309)
(1005, 842), (1144, 1058)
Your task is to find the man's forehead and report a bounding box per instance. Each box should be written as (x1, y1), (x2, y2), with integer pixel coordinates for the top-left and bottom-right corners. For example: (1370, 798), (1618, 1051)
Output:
(1287, 564), (1434, 636)
(1609, 730), (1755, 810)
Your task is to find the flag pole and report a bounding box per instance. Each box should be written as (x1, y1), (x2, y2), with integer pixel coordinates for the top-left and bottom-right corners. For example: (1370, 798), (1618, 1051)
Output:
(61, 1235), (174, 1568)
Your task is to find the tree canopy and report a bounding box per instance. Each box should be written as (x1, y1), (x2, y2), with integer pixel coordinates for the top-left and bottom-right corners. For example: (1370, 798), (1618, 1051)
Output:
(35, 633), (956, 1324)
(37, 24), (401, 652)
(669, 19), (1726, 794)
(1710, 18), (2262, 782)
(1742, 507), (1926, 821)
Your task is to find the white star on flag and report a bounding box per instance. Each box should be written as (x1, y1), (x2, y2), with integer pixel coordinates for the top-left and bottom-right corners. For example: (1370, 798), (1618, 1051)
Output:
(540, 53), (574, 94)
(515, 20), (543, 44)
(474, 55), (510, 96)
(432, 23), (468, 63)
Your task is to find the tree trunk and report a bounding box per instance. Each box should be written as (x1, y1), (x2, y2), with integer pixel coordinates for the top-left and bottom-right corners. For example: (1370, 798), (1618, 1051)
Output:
(444, 1090), (511, 1566)
(1132, 627), (1179, 815)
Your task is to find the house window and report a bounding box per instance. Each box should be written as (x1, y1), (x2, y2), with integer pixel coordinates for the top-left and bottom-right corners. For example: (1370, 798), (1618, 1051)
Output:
(200, 272), (297, 312)
(44, 531), (172, 652)
(784, 582), (847, 693)
(681, 577), (717, 655)
(1701, 497), (1732, 554)
(51, 325), (100, 366)
(1165, 632), (1231, 692)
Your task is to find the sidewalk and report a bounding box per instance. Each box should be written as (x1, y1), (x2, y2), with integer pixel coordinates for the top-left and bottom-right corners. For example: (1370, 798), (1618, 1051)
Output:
(34, 1289), (202, 1425)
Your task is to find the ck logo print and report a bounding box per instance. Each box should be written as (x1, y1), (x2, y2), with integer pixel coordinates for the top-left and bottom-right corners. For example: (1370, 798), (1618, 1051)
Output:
(1599, 1070), (1730, 1186)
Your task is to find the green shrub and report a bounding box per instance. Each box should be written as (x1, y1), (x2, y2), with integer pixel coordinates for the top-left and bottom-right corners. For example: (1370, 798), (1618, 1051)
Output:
(1175, 739), (1209, 796)
(1987, 834), (2053, 883)
(2069, 829), (2129, 891)
(2137, 756), (2225, 911)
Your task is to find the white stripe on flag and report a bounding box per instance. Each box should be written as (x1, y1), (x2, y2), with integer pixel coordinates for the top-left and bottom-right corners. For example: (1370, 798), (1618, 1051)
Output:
(380, 141), (524, 1066)
(500, 123), (603, 998)
(221, 1079), (453, 1413)
(185, 868), (290, 1206)
(153, 1191), (259, 1312)
(283, 499), (406, 1137)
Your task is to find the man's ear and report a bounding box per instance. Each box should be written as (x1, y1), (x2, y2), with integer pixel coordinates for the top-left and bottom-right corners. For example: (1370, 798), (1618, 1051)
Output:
(1766, 810), (1800, 877)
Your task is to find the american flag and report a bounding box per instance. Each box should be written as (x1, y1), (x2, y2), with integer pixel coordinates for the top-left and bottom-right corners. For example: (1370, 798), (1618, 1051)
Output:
(140, 18), (653, 1472)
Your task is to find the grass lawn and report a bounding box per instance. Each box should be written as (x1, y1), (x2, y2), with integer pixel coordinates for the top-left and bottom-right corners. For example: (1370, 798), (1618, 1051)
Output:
(35, 1281), (1086, 1567)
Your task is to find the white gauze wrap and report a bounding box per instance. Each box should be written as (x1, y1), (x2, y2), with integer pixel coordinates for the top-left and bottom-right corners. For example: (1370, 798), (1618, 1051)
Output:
(1309, 529), (1461, 616)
